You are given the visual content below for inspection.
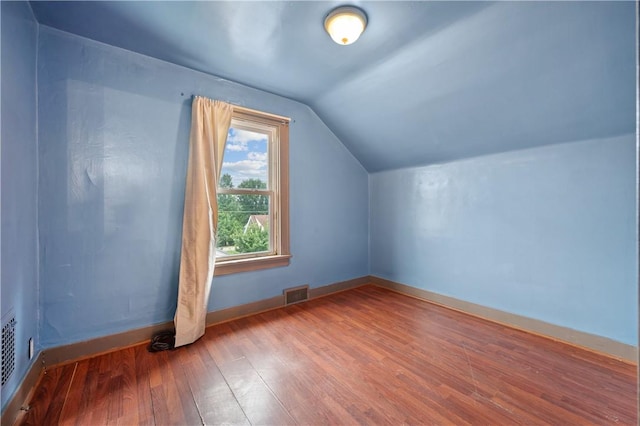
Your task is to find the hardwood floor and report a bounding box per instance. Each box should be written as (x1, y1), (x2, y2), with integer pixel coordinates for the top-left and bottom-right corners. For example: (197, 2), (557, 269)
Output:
(19, 285), (637, 425)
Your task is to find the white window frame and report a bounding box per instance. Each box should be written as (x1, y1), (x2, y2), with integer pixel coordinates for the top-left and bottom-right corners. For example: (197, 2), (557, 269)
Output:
(214, 106), (291, 275)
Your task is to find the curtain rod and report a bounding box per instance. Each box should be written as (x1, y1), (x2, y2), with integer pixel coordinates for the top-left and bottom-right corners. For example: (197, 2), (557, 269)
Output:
(190, 94), (291, 123)
(233, 105), (291, 123)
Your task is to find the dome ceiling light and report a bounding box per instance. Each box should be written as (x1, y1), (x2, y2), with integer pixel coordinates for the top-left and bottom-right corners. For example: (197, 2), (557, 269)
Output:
(324, 6), (368, 46)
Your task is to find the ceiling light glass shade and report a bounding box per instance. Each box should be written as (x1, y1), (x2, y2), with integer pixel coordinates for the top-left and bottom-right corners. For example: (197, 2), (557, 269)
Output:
(324, 6), (367, 45)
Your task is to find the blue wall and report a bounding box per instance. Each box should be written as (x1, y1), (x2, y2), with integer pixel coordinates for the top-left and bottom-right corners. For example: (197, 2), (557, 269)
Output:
(2, 4), (636, 401)
(370, 135), (637, 345)
(1, 0), (39, 410)
(37, 27), (369, 348)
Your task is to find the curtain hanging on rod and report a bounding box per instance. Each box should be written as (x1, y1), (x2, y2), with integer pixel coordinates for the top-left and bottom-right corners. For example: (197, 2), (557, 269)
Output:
(174, 96), (233, 347)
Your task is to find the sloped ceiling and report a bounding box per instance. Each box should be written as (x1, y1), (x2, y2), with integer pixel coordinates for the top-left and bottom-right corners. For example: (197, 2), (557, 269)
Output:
(30, 1), (636, 172)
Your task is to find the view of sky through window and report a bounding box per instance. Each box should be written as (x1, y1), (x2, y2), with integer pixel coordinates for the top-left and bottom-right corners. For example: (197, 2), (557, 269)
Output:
(220, 127), (268, 187)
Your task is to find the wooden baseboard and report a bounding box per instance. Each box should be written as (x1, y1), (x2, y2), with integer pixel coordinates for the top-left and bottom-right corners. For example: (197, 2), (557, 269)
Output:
(205, 295), (284, 325)
(11, 273), (629, 423)
(309, 276), (370, 299)
(205, 276), (370, 324)
(2, 276), (368, 424)
(1, 352), (45, 426)
(41, 321), (176, 368)
(34, 275), (371, 370)
(370, 275), (638, 363)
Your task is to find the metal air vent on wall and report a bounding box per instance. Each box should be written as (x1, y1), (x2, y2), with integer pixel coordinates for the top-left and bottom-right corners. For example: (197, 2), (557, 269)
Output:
(284, 285), (309, 305)
(2, 312), (17, 387)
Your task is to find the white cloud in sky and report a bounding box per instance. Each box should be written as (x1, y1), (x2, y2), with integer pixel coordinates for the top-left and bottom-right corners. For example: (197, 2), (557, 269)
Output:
(226, 128), (267, 152)
(228, 128), (266, 144)
(247, 152), (267, 161)
(222, 128), (269, 184)
(226, 142), (248, 152)
(223, 159), (265, 173)
(221, 159), (267, 183)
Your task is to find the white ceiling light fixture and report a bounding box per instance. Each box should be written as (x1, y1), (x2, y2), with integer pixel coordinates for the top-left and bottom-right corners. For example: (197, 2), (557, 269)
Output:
(324, 6), (368, 46)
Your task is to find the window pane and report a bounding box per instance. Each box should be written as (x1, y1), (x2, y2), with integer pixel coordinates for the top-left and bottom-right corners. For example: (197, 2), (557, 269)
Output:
(216, 194), (270, 256)
(219, 127), (268, 188)
(214, 108), (289, 272)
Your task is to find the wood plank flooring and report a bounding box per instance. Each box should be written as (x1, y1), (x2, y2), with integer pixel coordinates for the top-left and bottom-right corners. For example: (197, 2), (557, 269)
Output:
(19, 285), (637, 425)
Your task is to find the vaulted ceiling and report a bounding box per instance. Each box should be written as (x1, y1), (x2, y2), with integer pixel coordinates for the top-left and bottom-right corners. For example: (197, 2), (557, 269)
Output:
(30, 1), (636, 172)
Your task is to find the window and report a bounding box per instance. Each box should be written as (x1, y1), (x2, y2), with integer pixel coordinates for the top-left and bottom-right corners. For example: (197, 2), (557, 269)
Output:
(214, 106), (290, 275)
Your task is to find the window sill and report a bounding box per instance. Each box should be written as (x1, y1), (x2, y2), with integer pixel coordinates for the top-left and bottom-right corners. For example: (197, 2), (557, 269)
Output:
(214, 254), (292, 276)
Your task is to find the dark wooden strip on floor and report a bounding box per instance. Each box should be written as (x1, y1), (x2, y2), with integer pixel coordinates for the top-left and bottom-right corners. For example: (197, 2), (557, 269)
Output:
(112, 347), (141, 425)
(216, 356), (295, 425)
(176, 339), (249, 425)
(88, 350), (118, 425)
(72, 356), (102, 425)
(148, 349), (201, 425)
(21, 363), (76, 426)
(19, 284), (638, 425)
(132, 344), (155, 425)
(57, 361), (89, 426)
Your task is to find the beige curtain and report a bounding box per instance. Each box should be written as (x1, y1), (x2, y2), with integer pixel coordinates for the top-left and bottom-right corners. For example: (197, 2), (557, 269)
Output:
(174, 97), (233, 347)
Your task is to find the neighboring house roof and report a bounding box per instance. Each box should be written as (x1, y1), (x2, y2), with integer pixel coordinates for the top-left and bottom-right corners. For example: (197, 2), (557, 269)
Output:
(244, 215), (269, 233)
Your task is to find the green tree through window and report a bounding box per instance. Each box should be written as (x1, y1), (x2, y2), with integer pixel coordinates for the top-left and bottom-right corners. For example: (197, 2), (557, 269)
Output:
(216, 174), (269, 255)
(236, 178), (268, 225)
(216, 174), (242, 247)
(213, 107), (290, 275)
